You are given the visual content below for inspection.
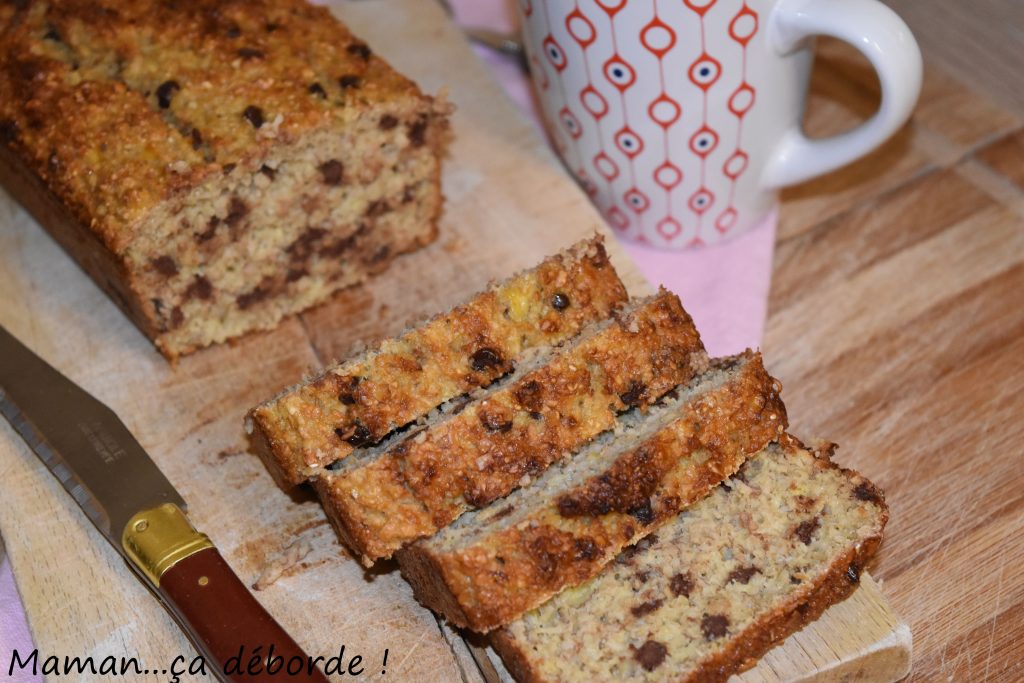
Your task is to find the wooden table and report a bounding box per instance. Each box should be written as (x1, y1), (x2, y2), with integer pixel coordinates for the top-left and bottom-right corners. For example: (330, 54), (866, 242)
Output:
(1, 2), (1022, 682)
(769, 32), (1024, 683)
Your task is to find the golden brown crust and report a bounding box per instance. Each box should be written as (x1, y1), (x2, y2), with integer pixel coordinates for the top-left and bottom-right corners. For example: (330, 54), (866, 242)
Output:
(0, 140), (160, 343)
(489, 629), (545, 683)
(488, 440), (889, 683)
(250, 237), (629, 487)
(0, 0), (424, 247)
(398, 354), (787, 632)
(0, 0), (448, 359)
(314, 290), (707, 564)
(489, 538), (884, 683)
(687, 538), (884, 682)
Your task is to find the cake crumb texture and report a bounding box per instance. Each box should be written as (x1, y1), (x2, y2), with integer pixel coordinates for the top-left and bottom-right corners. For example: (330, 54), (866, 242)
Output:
(491, 437), (888, 682)
(398, 352), (786, 632)
(249, 236), (628, 487)
(314, 289), (707, 564)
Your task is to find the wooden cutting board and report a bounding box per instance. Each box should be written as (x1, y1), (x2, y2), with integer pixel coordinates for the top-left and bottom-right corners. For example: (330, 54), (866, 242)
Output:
(0, 1), (910, 681)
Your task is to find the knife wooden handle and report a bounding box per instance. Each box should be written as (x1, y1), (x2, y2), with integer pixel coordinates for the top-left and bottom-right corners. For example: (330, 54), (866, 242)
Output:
(159, 546), (329, 682)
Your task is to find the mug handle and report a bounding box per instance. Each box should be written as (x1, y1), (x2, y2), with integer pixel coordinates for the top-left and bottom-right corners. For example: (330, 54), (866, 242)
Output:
(761, 0), (923, 188)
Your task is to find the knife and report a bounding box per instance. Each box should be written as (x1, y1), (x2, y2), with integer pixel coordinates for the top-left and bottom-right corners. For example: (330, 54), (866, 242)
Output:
(0, 325), (329, 683)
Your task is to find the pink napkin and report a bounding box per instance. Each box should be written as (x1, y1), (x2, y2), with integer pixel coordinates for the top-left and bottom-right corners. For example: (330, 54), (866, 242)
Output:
(451, 0), (776, 357)
(0, 554), (41, 683)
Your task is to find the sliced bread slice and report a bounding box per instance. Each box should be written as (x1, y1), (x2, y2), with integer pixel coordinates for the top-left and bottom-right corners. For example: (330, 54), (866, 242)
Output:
(397, 352), (786, 632)
(491, 436), (888, 683)
(247, 236), (628, 487)
(313, 290), (708, 564)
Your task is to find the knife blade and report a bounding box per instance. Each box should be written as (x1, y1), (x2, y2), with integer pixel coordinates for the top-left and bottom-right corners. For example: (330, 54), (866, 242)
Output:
(0, 325), (328, 683)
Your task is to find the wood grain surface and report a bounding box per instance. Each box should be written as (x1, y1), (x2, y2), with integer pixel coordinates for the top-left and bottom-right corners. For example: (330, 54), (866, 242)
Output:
(5, 0), (1019, 681)
(769, 32), (1024, 683)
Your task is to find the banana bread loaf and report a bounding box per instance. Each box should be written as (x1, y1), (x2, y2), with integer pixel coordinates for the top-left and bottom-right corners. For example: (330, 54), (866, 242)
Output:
(0, 0), (449, 359)
(313, 291), (708, 564)
(491, 437), (888, 683)
(247, 237), (627, 487)
(398, 353), (786, 632)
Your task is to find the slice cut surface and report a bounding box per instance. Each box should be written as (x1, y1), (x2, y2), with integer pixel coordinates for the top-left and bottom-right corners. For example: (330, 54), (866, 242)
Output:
(248, 236), (628, 487)
(491, 437), (888, 683)
(313, 290), (708, 564)
(398, 352), (786, 632)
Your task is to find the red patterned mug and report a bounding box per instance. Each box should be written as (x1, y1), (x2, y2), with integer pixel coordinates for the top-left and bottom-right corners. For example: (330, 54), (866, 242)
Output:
(519, 0), (922, 248)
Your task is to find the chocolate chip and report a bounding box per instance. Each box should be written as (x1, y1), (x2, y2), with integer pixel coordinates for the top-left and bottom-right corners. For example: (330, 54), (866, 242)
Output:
(551, 292), (570, 311)
(630, 599), (664, 618)
(556, 496), (581, 518)
(790, 574), (803, 585)
(319, 159), (344, 186)
(701, 614), (729, 640)
(633, 640), (667, 672)
(196, 216), (219, 242)
(479, 411), (512, 433)
(286, 228), (327, 262)
(185, 275), (213, 301)
(379, 114), (398, 130)
(853, 482), (881, 504)
(492, 505), (514, 520)
(628, 500), (654, 525)
(237, 47), (264, 60)
(727, 565), (760, 585)
(470, 347), (503, 372)
(43, 27), (61, 42)
(259, 164), (276, 180)
(308, 82), (327, 98)
(0, 119), (18, 144)
(346, 42), (371, 59)
(236, 286), (268, 309)
(225, 23), (241, 38)
(846, 563), (861, 584)
(151, 255), (178, 276)
(338, 74), (361, 89)
(242, 105), (264, 128)
(793, 517), (820, 545)
(367, 245), (390, 264)
(365, 199), (390, 218)
(335, 422), (372, 447)
(670, 572), (693, 597)
(574, 537), (599, 561)
(619, 380), (647, 407)
(156, 80), (180, 109)
(222, 163), (237, 174)
(408, 117), (428, 147)
(528, 410), (543, 420)
(336, 376), (362, 406)
(514, 379), (543, 412)
(225, 197), (248, 227)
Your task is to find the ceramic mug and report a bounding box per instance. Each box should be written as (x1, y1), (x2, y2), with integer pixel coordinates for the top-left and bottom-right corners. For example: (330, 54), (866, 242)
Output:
(519, 0), (922, 248)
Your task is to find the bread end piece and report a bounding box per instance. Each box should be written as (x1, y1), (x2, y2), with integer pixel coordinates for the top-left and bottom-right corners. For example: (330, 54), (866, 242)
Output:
(0, 0), (449, 360)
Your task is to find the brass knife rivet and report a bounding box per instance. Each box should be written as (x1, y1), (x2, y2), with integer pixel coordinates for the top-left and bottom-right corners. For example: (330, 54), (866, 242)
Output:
(134, 520), (149, 532)
(198, 576), (209, 587)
